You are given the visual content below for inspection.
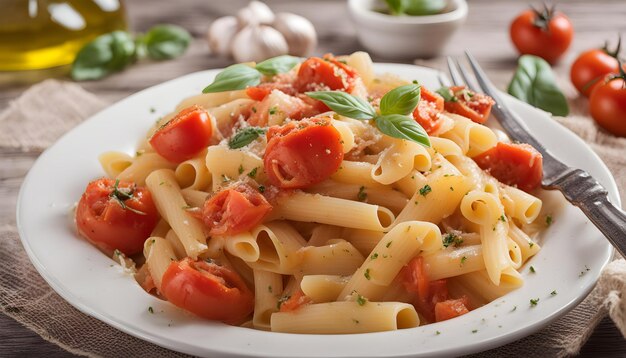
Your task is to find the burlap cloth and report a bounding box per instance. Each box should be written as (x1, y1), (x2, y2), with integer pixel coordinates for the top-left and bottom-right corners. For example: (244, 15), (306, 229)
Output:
(0, 79), (624, 357)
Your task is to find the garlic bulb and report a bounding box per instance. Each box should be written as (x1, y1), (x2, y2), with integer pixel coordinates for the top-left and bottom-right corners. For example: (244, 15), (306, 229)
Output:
(207, 16), (239, 56)
(273, 12), (317, 57)
(231, 25), (289, 63)
(237, 1), (275, 27)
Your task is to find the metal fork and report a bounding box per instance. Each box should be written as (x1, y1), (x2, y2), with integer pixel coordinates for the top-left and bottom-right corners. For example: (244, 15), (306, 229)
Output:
(443, 52), (626, 257)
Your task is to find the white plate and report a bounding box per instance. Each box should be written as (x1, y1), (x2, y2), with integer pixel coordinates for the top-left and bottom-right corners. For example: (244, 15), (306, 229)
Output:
(17, 64), (618, 357)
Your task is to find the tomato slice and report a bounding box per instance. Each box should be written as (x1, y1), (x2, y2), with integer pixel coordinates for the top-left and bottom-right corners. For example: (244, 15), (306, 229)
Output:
(202, 182), (272, 236)
(412, 87), (445, 135)
(263, 117), (344, 189)
(400, 256), (454, 323)
(75, 178), (159, 256)
(278, 289), (313, 312)
(439, 86), (495, 124)
(473, 142), (543, 192)
(161, 258), (254, 324)
(246, 82), (298, 101)
(294, 55), (359, 93)
(434, 297), (471, 322)
(149, 105), (213, 163)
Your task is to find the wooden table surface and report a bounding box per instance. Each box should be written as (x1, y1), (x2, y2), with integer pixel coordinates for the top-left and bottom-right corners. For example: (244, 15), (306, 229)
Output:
(1, 0), (624, 356)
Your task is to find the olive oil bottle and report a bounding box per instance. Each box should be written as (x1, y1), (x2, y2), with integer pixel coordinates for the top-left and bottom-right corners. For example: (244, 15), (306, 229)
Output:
(0, 0), (127, 71)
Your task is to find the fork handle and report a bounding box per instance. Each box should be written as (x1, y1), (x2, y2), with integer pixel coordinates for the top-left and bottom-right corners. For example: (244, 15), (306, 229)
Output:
(578, 196), (626, 257)
(549, 168), (626, 257)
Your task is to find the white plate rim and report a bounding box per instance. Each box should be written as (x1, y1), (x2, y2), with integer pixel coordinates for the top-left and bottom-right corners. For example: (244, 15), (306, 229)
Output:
(16, 63), (618, 358)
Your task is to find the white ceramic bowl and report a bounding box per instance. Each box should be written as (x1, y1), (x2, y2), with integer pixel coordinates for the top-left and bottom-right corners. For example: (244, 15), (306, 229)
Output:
(348, 0), (468, 59)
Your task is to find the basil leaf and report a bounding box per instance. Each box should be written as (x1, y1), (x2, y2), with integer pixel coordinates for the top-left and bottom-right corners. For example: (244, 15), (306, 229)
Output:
(305, 91), (376, 120)
(385, 0), (404, 15)
(143, 24), (191, 60)
(203, 64), (262, 93)
(436, 86), (458, 102)
(380, 84), (421, 115)
(71, 31), (136, 81)
(229, 127), (266, 149)
(507, 55), (569, 116)
(403, 0), (447, 16)
(375, 114), (430, 147)
(255, 55), (301, 76)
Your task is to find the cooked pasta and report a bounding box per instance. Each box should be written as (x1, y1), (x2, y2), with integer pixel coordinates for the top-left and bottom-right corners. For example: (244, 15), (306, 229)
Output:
(73, 52), (547, 334)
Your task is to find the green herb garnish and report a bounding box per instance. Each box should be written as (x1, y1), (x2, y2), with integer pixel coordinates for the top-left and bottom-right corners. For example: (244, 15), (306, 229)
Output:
(228, 127), (266, 149)
(419, 184), (432, 197)
(357, 186), (367, 202)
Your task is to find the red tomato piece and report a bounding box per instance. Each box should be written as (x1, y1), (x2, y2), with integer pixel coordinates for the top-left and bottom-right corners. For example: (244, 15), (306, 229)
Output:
(75, 178), (159, 256)
(246, 82), (298, 101)
(294, 55), (359, 93)
(161, 258), (254, 324)
(278, 289), (313, 312)
(440, 86), (495, 124)
(202, 183), (272, 236)
(509, 6), (573, 64)
(473, 142), (543, 192)
(400, 256), (451, 322)
(412, 87), (445, 135)
(434, 297), (471, 322)
(149, 105), (213, 163)
(589, 75), (626, 137)
(263, 117), (344, 189)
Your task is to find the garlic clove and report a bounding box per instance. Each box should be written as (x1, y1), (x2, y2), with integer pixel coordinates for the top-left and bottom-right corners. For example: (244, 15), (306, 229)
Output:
(231, 25), (289, 63)
(207, 16), (239, 57)
(237, 1), (275, 28)
(273, 12), (317, 57)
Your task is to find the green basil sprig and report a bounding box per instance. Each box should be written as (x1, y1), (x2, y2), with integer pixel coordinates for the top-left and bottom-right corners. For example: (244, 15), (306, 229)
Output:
(203, 55), (301, 93)
(71, 24), (191, 81)
(384, 0), (446, 16)
(507, 55), (569, 116)
(228, 127), (267, 149)
(306, 84), (430, 148)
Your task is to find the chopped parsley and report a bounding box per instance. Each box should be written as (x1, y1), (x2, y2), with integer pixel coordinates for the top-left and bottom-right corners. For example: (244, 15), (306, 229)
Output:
(277, 295), (291, 310)
(269, 106), (277, 115)
(364, 268), (371, 280)
(419, 184), (432, 197)
(499, 215), (506, 222)
(449, 186), (454, 191)
(247, 167), (258, 178)
(529, 242), (535, 248)
(530, 266), (536, 273)
(149, 107), (156, 113)
(386, 241), (392, 248)
(238, 164), (244, 174)
(546, 215), (553, 227)
(551, 290), (557, 296)
(114, 249), (121, 257)
(109, 179), (146, 215)
(460, 256), (467, 266)
(148, 306), (154, 314)
(530, 298), (539, 306)
(135, 150), (144, 157)
(258, 185), (265, 193)
(353, 319), (360, 324)
(221, 174), (231, 182)
(436, 331), (441, 335)
(512, 306), (517, 312)
(370, 253), (379, 260)
(251, 106), (257, 113)
(356, 295), (367, 306)
(357, 186), (367, 202)
(228, 127), (266, 149)
(268, 285), (272, 293)
(471, 329), (478, 333)
(442, 233), (463, 248)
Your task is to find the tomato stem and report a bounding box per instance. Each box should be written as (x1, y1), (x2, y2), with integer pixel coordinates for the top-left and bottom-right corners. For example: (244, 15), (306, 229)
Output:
(531, 3), (556, 32)
(602, 35), (622, 59)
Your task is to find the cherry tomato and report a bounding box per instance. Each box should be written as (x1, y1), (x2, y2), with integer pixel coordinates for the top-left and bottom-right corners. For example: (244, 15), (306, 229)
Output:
(434, 297), (470, 322)
(440, 86), (495, 124)
(202, 183), (272, 236)
(161, 258), (254, 324)
(294, 55), (359, 93)
(473, 142), (543, 192)
(149, 105), (213, 163)
(263, 117), (344, 189)
(278, 289), (313, 312)
(571, 47), (620, 97)
(412, 87), (445, 135)
(589, 75), (626, 137)
(76, 178), (159, 256)
(509, 5), (573, 63)
(246, 82), (298, 101)
(400, 256), (450, 323)
(247, 92), (316, 127)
